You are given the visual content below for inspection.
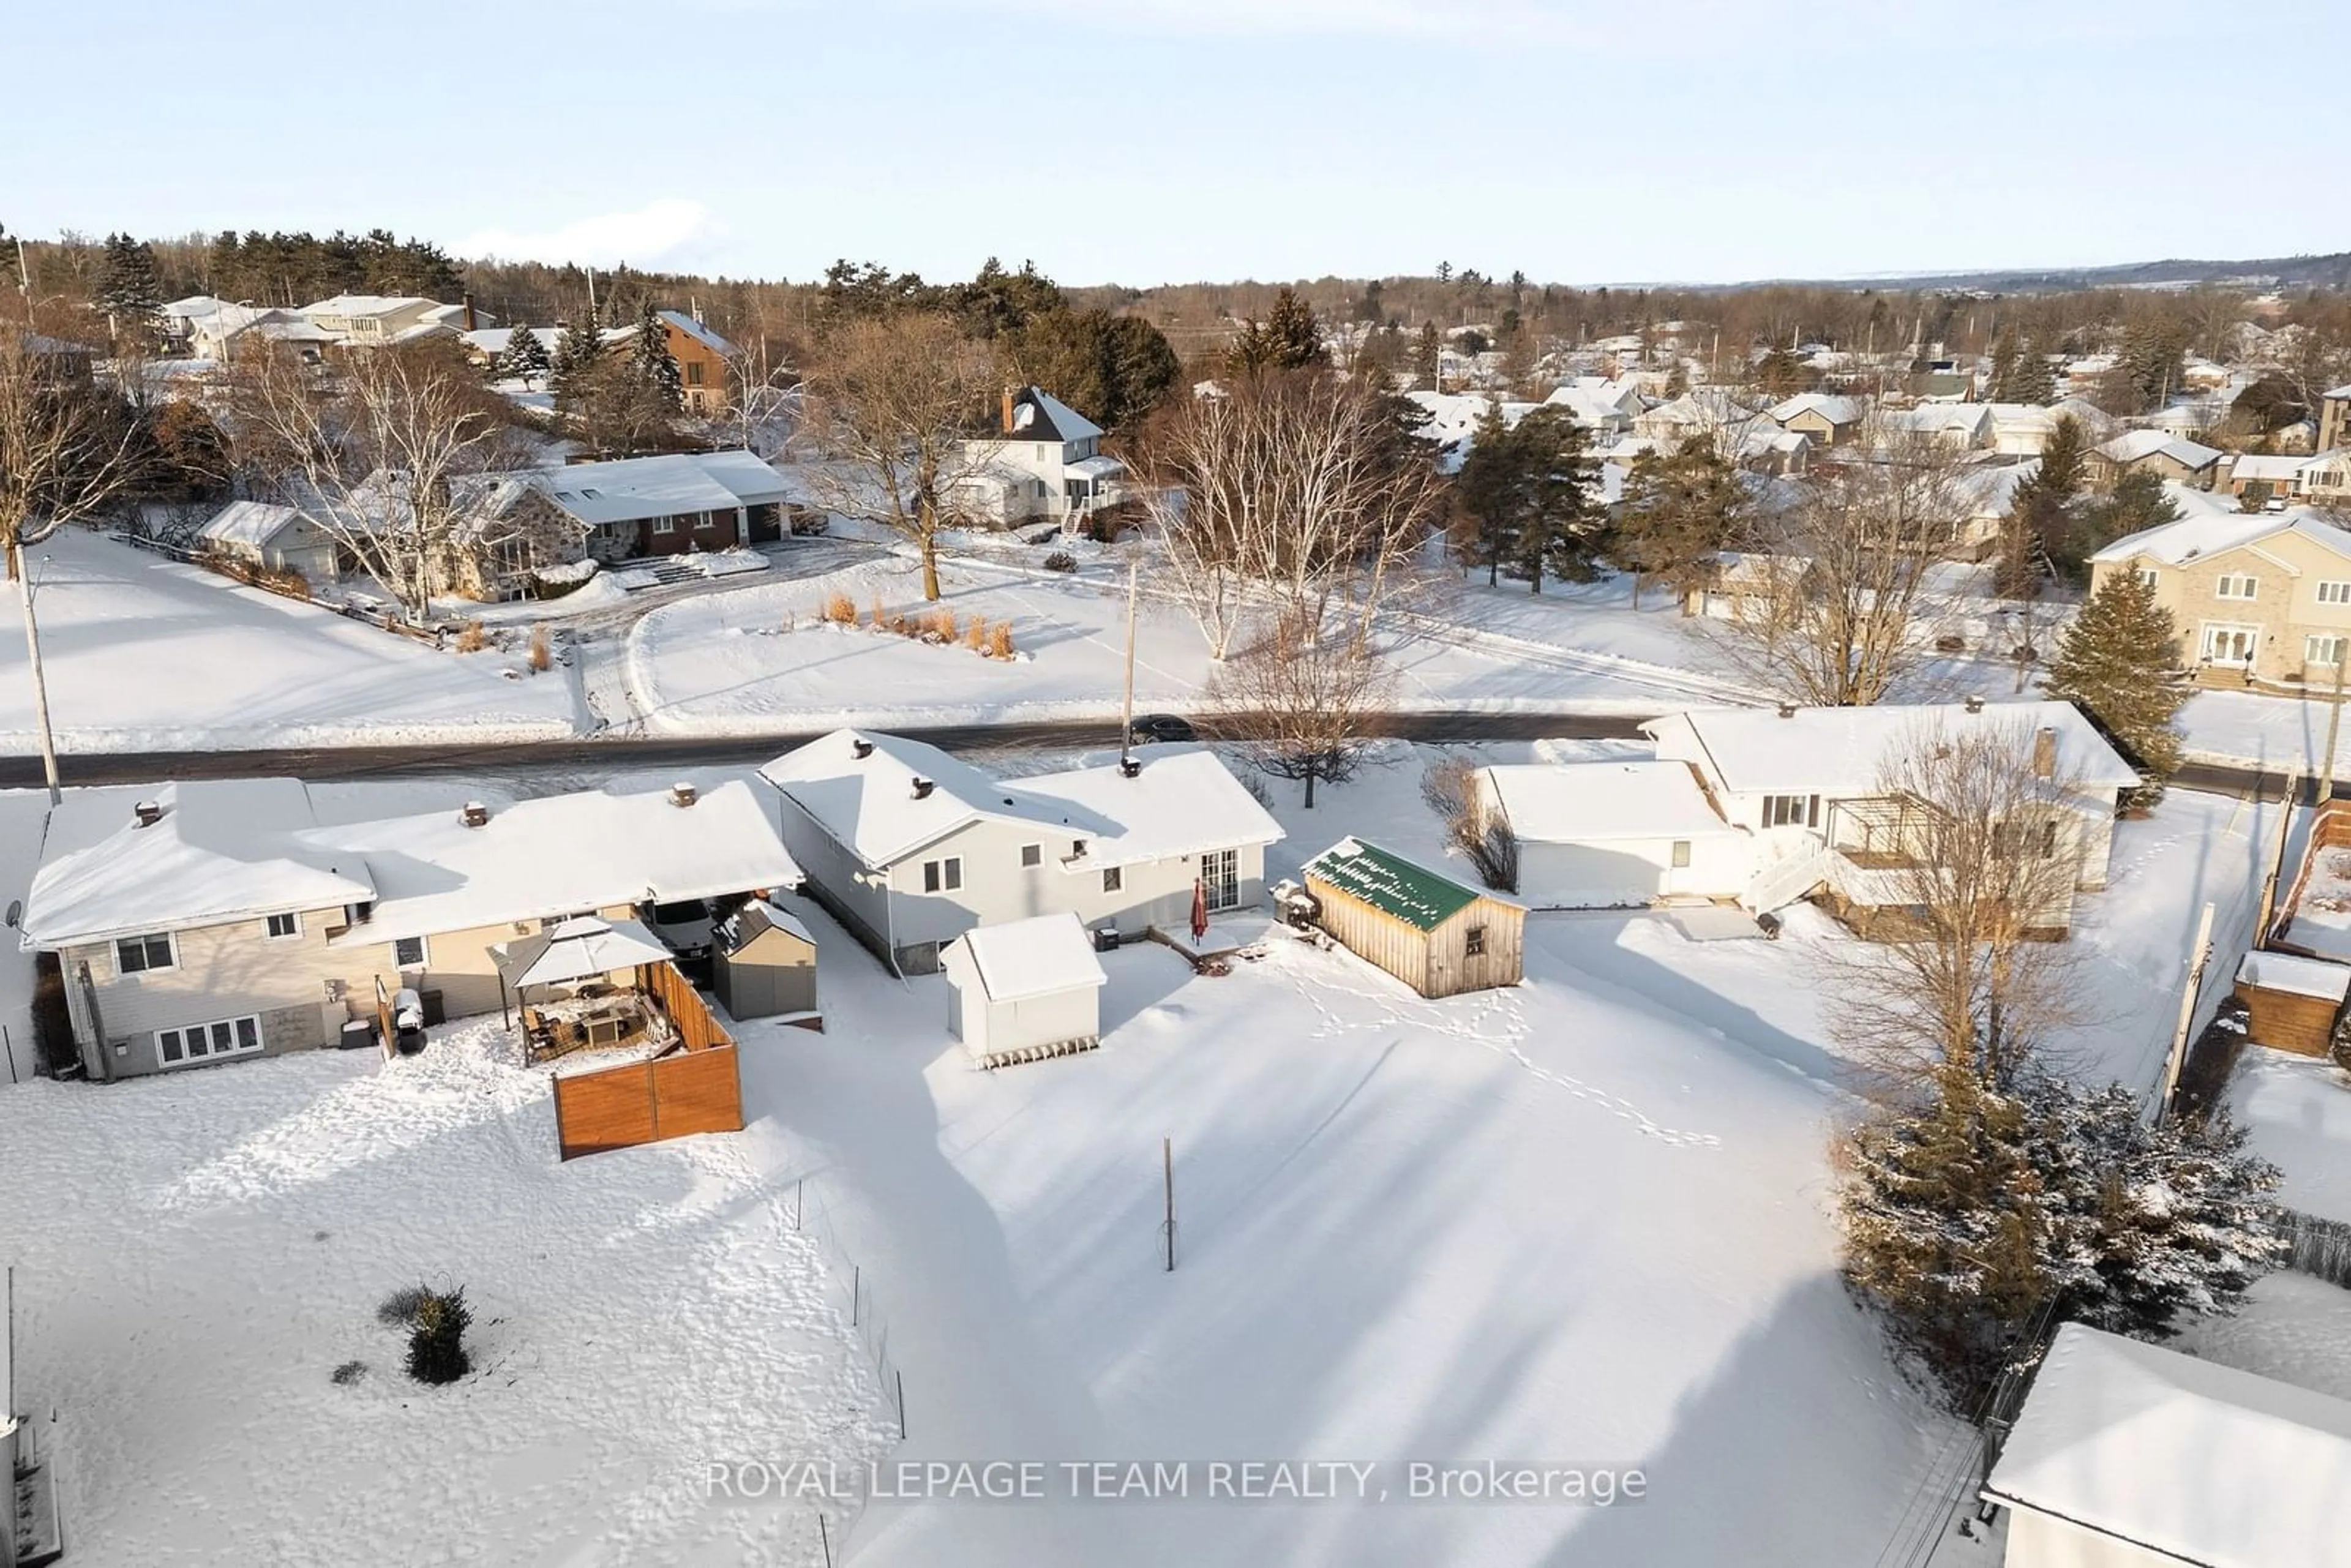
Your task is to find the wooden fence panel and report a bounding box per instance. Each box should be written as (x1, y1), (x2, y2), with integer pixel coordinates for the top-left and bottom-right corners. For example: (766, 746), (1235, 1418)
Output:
(553, 1063), (659, 1159)
(651, 1046), (744, 1140)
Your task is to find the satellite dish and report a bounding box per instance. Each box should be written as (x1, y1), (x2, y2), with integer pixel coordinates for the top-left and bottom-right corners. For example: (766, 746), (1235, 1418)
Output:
(4, 899), (20, 929)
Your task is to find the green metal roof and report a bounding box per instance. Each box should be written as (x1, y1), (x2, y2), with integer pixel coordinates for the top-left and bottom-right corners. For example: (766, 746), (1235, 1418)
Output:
(1303, 838), (1480, 932)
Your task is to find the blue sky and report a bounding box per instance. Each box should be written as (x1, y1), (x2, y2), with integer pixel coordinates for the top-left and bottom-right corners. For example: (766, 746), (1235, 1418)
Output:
(10, 0), (2344, 287)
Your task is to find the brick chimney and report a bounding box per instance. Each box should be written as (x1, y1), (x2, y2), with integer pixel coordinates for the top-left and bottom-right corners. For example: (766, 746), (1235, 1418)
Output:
(462, 291), (477, 332)
(2032, 726), (2058, 779)
(1001, 387), (1017, 434)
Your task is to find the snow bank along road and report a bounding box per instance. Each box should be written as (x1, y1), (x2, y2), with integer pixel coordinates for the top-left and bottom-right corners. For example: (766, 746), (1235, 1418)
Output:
(0, 711), (1655, 787)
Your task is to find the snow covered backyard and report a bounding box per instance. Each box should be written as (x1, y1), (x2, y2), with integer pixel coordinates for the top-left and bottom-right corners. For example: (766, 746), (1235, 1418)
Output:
(0, 531), (577, 752)
(0, 1020), (896, 1567)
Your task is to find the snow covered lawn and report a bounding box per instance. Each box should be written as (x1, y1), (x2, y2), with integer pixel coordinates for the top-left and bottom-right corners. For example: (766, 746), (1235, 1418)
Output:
(2229, 1049), (2351, 1225)
(740, 893), (1955, 1566)
(2182, 688), (2351, 775)
(0, 1019), (894, 1567)
(0, 531), (576, 752)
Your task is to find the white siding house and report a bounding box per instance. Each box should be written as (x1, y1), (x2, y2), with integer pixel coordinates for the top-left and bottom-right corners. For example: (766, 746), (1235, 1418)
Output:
(945, 386), (1125, 527)
(759, 730), (1283, 973)
(942, 912), (1108, 1067)
(1477, 761), (1753, 909)
(198, 500), (342, 582)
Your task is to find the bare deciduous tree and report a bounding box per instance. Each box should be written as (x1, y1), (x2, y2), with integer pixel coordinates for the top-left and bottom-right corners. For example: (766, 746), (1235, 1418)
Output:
(792, 312), (1000, 601)
(1136, 372), (1444, 657)
(224, 340), (533, 622)
(1419, 754), (1520, 891)
(1709, 429), (1968, 707)
(1209, 606), (1393, 808)
(1822, 716), (2099, 1096)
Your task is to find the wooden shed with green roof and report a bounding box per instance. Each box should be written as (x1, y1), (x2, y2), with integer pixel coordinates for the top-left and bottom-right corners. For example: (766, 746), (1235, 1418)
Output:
(1300, 838), (1524, 998)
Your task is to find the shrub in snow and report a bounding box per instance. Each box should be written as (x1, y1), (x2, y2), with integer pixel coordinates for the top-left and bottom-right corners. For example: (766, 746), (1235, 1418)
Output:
(378, 1283), (432, 1326)
(821, 592), (857, 626)
(455, 620), (487, 654)
(527, 626), (553, 673)
(1839, 1065), (2283, 1414)
(331, 1359), (367, 1386)
(1043, 551), (1078, 573)
(987, 621), (1015, 659)
(405, 1286), (473, 1386)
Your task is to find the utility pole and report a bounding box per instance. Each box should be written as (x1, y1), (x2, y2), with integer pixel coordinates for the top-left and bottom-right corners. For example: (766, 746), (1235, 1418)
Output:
(1119, 558), (1139, 764)
(1161, 1136), (1177, 1273)
(2159, 901), (2218, 1119)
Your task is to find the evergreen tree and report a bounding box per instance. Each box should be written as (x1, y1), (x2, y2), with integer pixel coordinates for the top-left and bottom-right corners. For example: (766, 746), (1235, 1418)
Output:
(97, 233), (164, 341)
(2077, 467), (2183, 558)
(2044, 571), (2189, 808)
(1224, 287), (1327, 378)
(630, 301), (683, 412)
(1987, 332), (2019, 400)
(549, 315), (606, 402)
(1615, 437), (1747, 609)
(1999, 414), (2089, 593)
(2008, 342), (2058, 405)
(498, 326), (551, 386)
(1412, 321), (1442, 385)
(1453, 404), (1602, 592)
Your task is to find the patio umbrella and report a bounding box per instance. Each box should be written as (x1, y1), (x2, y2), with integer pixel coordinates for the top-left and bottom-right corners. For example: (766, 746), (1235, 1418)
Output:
(501, 915), (675, 992)
(1190, 878), (1209, 943)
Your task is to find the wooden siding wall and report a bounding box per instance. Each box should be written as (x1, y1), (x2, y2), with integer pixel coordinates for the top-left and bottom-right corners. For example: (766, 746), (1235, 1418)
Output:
(2235, 981), (2344, 1057)
(1305, 878), (1527, 999)
(552, 962), (743, 1159)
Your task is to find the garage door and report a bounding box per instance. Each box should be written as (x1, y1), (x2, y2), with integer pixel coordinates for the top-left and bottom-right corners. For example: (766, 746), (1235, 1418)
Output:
(1521, 841), (1665, 909)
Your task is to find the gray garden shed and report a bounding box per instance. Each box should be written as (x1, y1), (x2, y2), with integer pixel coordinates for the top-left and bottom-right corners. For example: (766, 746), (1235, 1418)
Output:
(711, 898), (820, 1024)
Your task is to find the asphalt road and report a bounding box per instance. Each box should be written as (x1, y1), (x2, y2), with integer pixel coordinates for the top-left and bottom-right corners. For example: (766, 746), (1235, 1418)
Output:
(0, 711), (1658, 788)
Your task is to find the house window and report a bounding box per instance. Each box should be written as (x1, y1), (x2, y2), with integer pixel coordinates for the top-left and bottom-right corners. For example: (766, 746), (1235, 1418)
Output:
(654, 516), (677, 535)
(1993, 821), (2060, 860)
(115, 932), (174, 974)
(2320, 582), (2351, 606)
(392, 935), (428, 968)
(686, 361), (705, 386)
(923, 857), (962, 893)
(1071, 839), (1087, 858)
(1464, 925), (1488, 957)
(264, 912), (301, 940)
(2311, 635), (2349, 668)
(1201, 848), (1240, 911)
(156, 1013), (262, 1068)
(1761, 794), (1820, 829)
(1021, 843), (1042, 868)
(1671, 840), (1692, 869)
(2215, 573), (2259, 601)
(2134, 568), (2160, 590)
(1102, 866), (1123, 894)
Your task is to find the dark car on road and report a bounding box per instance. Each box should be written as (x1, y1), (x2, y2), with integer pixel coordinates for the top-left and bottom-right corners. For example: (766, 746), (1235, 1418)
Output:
(1128, 713), (1199, 746)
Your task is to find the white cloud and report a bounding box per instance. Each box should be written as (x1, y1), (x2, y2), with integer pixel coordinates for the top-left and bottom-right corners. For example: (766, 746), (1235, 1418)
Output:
(455, 199), (719, 268)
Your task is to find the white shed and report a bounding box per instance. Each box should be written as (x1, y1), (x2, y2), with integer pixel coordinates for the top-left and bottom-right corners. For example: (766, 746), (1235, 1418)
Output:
(942, 912), (1108, 1068)
(1479, 761), (1753, 909)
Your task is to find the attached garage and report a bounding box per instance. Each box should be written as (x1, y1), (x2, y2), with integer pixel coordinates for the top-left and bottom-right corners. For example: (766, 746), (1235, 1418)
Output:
(1479, 761), (1753, 910)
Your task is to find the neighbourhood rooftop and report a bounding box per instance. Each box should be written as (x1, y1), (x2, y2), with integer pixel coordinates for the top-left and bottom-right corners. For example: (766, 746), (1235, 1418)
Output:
(1481, 760), (1741, 842)
(1643, 700), (2142, 798)
(1984, 1322), (2351, 1568)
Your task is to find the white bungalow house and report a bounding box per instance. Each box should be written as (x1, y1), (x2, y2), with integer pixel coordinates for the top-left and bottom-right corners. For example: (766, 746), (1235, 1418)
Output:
(944, 386), (1125, 528)
(1477, 760), (1753, 909)
(526, 449), (807, 560)
(759, 729), (1283, 973)
(1982, 1322), (2351, 1568)
(15, 778), (800, 1080)
(1642, 699), (2139, 926)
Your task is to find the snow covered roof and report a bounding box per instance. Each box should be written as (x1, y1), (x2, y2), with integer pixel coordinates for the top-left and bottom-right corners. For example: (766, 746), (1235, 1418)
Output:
(762, 729), (1064, 868)
(658, 309), (737, 359)
(1010, 750), (1284, 870)
(2229, 452), (2311, 482)
(1983, 1322), (2351, 1568)
(2324, 384), (2351, 401)
(949, 912), (1106, 1003)
(2096, 429), (2224, 471)
(1005, 386), (1102, 444)
(2237, 950), (2351, 1003)
(714, 896), (814, 956)
(1544, 386), (1636, 427)
(1303, 838), (1494, 932)
(1643, 700), (2140, 798)
(199, 499), (317, 549)
(533, 450), (797, 525)
(2089, 507), (2351, 569)
(1880, 403), (1990, 438)
(1768, 392), (1861, 426)
(298, 293), (434, 318)
(1065, 454), (1125, 480)
(1482, 762), (1742, 844)
(21, 780), (377, 950)
(302, 781), (800, 947)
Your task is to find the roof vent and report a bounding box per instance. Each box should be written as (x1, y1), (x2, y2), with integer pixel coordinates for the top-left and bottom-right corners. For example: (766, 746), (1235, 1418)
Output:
(912, 778), (935, 800)
(1964, 694), (1985, 715)
(460, 801), (490, 828)
(851, 738), (874, 760)
(670, 781), (697, 808)
(1775, 702), (1796, 719)
(133, 800), (163, 828)
(1119, 757), (1142, 779)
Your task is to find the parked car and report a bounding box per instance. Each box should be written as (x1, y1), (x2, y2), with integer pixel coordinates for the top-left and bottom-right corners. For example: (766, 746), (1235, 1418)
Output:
(643, 897), (716, 961)
(1128, 713), (1198, 746)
